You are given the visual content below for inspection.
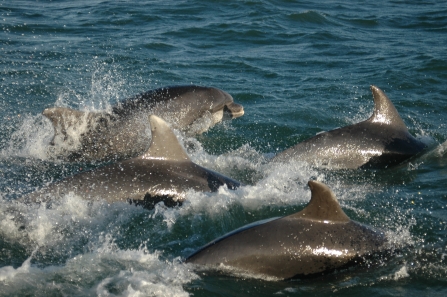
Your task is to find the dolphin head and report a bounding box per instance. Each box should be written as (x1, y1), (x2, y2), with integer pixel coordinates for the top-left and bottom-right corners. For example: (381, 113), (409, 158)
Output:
(206, 88), (244, 124)
(149, 86), (244, 134)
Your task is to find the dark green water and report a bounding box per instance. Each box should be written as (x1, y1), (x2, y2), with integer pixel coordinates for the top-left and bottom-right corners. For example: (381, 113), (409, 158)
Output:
(1, 0), (447, 296)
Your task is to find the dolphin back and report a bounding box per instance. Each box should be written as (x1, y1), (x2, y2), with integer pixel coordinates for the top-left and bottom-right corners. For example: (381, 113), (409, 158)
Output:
(273, 86), (427, 169)
(23, 115), (242, 209)
(42, 85), (243, 162)
(186, 181), (388, 279)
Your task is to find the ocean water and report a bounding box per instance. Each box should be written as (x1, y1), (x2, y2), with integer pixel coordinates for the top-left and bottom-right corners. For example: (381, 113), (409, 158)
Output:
(1, 0), (447, 296)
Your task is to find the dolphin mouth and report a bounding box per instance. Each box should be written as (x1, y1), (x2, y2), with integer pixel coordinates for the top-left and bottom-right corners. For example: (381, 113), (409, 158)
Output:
(223, 102), (244, 119)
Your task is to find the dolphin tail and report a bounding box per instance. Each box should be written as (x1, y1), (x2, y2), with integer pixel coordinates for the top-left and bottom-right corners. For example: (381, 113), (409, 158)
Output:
(141, 115), (191, 161)
(42, 107), (90, 142)
(368, 85), (408, 131)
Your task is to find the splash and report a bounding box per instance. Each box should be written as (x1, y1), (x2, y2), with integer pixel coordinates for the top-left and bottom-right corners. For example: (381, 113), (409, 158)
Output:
(0, 114), (54, 160)
(0, 238), (198, 297)
(0, 248), (37, 282)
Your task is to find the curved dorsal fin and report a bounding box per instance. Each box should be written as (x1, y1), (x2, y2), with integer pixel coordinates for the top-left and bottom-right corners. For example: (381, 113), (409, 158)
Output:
(292, 180), (350, 222)
(367, 85), (408, 131)
(141, 115), (190, 161)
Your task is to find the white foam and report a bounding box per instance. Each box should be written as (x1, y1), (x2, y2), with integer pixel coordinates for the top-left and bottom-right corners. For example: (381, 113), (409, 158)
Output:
(435, 140), (447, 157)
(378, 264), (410, 282)
(89, 242), (198, 297)
(0, 237), (197, 297)
(1, 192), (144, 250)
(147, 159), (320, 231)
(0, 249), (36, 282)
(0, 194), (197, 296)
(0, 114), (54, 160)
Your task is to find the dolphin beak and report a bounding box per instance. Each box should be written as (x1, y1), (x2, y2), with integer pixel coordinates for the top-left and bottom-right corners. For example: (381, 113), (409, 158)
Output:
(223, 102), (244, 119)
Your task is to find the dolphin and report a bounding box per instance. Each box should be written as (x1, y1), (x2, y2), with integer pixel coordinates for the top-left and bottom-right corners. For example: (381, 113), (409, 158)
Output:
(273, 85), (426, 169)
(43, 85), (244, 162)
(186, 180), (388, 280)
(20, 115), (242, 209)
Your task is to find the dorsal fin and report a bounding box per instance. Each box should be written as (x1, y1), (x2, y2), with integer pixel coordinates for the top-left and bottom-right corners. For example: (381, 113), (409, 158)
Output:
(141, 115), (190, 161)
(292, 180), (350, 222)
(367, 85), (408, 131)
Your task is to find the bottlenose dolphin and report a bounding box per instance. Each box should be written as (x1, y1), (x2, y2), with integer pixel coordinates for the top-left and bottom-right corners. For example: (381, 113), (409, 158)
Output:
(273, 85), (426, 169)
(21, 115), (242, 209)
(186, 180), (388, 280)
(43, 85), (244, 162)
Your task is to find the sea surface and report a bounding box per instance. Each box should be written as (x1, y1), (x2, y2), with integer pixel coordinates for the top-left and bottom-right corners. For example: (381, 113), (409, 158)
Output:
(1, 0), (447, 296)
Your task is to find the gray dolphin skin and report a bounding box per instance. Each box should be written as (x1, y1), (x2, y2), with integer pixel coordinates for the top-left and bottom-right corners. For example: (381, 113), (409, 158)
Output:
(21, 115), (242, 209)
(273, 85), (426, 169)
(43, 85), (244, 162)
(186, 180), (388, 280)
